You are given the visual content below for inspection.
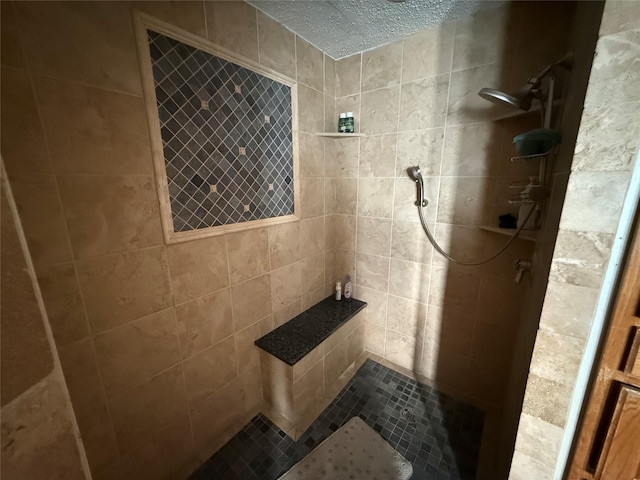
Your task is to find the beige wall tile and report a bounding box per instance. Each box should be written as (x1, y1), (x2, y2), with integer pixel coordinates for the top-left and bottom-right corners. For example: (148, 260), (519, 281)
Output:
(1, 374), (86, 480)
(299, 133), (325, 177)
(387, 294), (427, 340)
(325, 249), (356, 288)
(190, 378), (245, 451)
(205, 1), (258, 61)
(271, 261), (302, 311)
(539, 281), (598, 340)
(361, 86), (400, 134)
(324, 341), (348, 387)
(37, 263), (89, 346)
(300, 177), (325, 218)
(393, 176), (438, 224)
(274, 299), (302, 326)
(296, 36), (323, 91)
(335, 53), (361, 97)
(231, 273), (272, 331)
(399, 75), (448, 131)
(58, 338), (105, 410)
(355, 252), (389, 292)
(268, 221), (300, 269)
(258, 12), (295, 78)
(388, 259), (430, 304)
(470, 320), (515, 369)
(514, 414), (563, 475)
(303, 286), (326, 310)
(447, 62), (512, 125)
(109, 365), (188, 454)
(327, 137), (360, 177)
(292, 344), (324, 382)
(176, 288), (234, 359)
(324, 54), (336, 96)
(436, 177), (495, 226)
(529, 329), (584, 386)
(33, 75), (152, 175)
(357, 286), (388, 326)
(1, 190), (55, 406)
(584, 29), (640, 109)
(549, 229), (613, 289)
(226, 227), (270, 284)
(1, 3), (26, 68)
(441, 123), (502, 177)
(559, 171), (630, 233)
(293, 360), (324, 413)
(96, 416), (195, 480)
(298, 83), (325, 133)
(95, 309), (181, 398)
(359, 134), (397, 178)
(428, 267), (480, 310)
(476, 275), (525, 329)
(324, 93), (336, 132)
(385, 330), (420, 371)
(573, 102), (640, 172)
(396, 129), (443, 177)
(133, 1), (206, 37)
(390, 220), (434, 265)
(301, 252), (324, 295)
(235, 315), (274, 412)
(402, 22), (454, 82)
(431, 224), (488, 269)
(183, 336), (237, 408)
(9, 174), (72, 269)
(452, 5), (517, 71)
(300, 217), (325, 258)
(15, 1), (141, 94)
(356, 217), (391, 257)
(325, 178), (357, 215)
(75, 403), (119, 474)
(509, 451), (554, 480)
(521, 373), (572, 428)
(361, 41), (402, 91)
(77, 246), (172, 333)
(1, 67), (50, 175)
(365, 323), (386, 356)
(58, 175), (163, 259)
(599, 0), (640, 36)
(425, 305), (474, 354)
(357, 178), (394, 218)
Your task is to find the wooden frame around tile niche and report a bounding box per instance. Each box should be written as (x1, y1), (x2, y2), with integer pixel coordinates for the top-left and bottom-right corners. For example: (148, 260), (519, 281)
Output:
(133, 11), (300, 245)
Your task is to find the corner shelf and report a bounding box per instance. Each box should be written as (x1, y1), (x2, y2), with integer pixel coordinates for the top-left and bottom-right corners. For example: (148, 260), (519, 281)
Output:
(315, 132), (366, 138)
(479, 225), (539, 242)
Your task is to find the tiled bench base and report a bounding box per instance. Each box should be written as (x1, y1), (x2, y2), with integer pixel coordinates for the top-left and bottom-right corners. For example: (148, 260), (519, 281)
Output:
(259, 309), (366, 438)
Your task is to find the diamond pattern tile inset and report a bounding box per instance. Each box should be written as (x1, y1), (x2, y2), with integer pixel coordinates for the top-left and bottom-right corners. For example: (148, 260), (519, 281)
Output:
(148, 30), (294, 232)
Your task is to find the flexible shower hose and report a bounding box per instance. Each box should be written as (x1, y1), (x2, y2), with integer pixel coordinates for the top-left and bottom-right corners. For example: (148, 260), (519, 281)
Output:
(417, 202), (536, 266)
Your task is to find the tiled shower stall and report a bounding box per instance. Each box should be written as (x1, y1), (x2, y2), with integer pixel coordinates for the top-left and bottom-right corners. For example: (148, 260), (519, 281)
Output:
(1, 1), (639, 479)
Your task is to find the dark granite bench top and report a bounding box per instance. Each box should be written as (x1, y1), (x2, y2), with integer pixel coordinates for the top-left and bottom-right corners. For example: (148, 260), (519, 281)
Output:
(255, 296), (367, 366)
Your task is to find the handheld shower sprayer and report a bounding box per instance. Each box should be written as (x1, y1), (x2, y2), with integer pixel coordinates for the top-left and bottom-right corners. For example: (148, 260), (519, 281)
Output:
(407, 165), (537, 266)
(407, 166), (427, 207)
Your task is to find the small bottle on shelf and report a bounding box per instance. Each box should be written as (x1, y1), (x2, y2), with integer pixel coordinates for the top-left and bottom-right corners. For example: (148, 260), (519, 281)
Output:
(338, 113), (347, 133)
(335, 282), (342, 301)
(345, 112), (355, 133)
(344, 275), (352, 301)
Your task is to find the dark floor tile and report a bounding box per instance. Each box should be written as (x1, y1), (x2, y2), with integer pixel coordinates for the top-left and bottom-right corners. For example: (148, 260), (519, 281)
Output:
(188, 358), (484, 480)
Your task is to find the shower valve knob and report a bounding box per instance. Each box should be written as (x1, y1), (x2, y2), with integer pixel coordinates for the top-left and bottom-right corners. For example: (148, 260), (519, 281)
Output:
(513, 259), (532, 284)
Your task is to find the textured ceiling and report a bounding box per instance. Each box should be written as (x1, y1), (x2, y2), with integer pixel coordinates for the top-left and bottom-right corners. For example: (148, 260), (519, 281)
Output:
(249, 0), (503, 59)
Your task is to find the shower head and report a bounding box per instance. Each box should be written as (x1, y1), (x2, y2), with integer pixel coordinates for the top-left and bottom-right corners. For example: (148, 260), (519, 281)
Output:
(478, 84), (535, 111)
(407, 166), (427, 207)
(407, 166), (423, 183)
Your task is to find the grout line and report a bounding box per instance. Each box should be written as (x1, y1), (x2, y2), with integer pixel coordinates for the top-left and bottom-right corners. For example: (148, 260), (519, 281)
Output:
(201, 0), (208, 39)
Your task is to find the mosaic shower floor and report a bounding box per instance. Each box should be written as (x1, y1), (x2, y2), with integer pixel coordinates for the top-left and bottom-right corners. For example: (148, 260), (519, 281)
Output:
(189, 359), (484, 480)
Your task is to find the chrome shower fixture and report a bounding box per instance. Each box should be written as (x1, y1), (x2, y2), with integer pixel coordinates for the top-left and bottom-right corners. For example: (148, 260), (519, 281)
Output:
(407, 166), (427, 207)
(478, 53), (573, 111)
